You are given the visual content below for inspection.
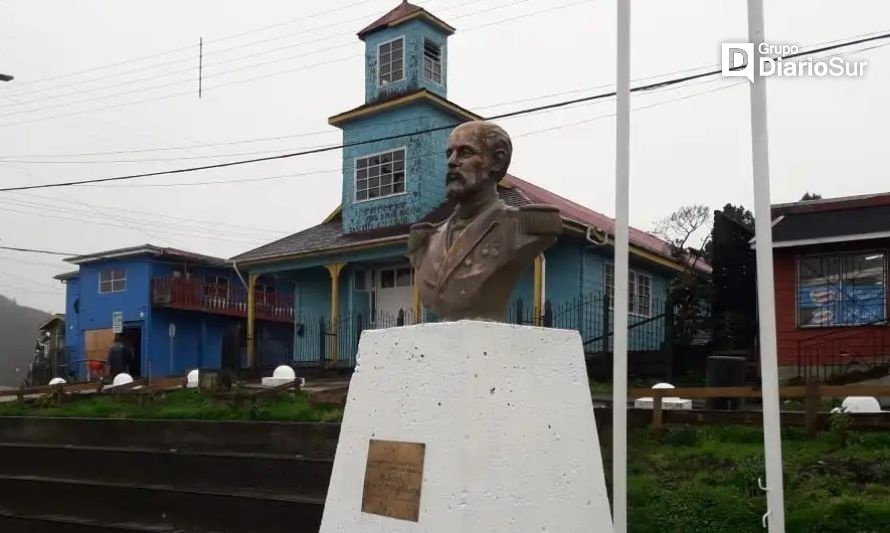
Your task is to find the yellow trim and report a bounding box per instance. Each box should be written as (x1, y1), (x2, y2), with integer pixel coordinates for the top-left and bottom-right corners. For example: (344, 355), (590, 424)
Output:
(533, 255), (544, 326)
(387, 11), (456, 35)
(324, 263), (346, 363)
(321, 205), (341, 224)
(329, 91), (480, 127)
(246, 273), (258, 368)
(412, 267), (422, 323)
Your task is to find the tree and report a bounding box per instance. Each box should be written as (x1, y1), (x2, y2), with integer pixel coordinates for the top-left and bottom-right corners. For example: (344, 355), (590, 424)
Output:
(800, 192), (823, 201)
(653, 205), (712, 269)
(653, 205), (714, 346)
(719, 203), (754, 231)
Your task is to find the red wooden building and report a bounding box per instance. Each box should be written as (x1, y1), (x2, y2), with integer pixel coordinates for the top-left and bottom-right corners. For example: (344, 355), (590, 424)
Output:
(769, 193), (890, 380)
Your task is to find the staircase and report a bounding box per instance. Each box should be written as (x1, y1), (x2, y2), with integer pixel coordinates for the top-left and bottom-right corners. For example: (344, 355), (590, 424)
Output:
(0, 417), (340, 532)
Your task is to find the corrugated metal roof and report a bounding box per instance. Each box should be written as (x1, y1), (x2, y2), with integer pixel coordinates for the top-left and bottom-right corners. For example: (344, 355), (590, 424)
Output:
(65, 245), (226, 266)
(357, 1), (455, 39)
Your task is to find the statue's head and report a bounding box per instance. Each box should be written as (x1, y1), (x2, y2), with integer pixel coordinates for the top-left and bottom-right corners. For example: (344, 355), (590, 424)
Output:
(445, 121), (512, 202)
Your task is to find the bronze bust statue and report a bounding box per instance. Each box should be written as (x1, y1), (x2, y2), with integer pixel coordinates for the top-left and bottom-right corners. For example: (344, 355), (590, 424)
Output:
(407, 121), (562, 321)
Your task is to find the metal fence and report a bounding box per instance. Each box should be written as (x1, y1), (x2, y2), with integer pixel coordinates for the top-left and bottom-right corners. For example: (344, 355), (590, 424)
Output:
(290, 292), (671, 371)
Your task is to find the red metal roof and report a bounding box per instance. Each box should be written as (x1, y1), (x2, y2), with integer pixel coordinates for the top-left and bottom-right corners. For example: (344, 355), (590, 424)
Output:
(357, 1), (455, 39)
(504, 174), (703, 269)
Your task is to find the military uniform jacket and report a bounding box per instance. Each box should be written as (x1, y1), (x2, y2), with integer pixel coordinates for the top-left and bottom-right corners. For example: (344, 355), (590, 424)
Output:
(407, 200), (561, 321)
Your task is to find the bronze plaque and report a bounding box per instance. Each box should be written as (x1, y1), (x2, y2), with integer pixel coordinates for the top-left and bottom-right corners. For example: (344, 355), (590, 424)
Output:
(361, 439), (426, 522)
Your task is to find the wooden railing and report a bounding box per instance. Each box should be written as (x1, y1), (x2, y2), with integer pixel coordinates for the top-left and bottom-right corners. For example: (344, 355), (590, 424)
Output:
(151, 277), (294, 323)
(630, 385), (890, 433)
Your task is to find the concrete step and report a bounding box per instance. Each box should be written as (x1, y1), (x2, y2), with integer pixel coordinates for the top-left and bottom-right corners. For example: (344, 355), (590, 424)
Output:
(0, 443), (332, 500)
(0, 417), (340, 459)
(0, 512), (177, 532)
(0, 475), (324, 533)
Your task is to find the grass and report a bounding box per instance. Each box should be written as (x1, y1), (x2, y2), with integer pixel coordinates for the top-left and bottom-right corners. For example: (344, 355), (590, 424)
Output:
(0, 388), (343, 423)
(620, 425), (890, 532)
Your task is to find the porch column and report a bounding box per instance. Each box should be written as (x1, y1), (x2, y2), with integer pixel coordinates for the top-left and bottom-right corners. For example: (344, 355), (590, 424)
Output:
(246, 273), (258, 368)
(325, 263), (346, 363)
(533, 254), (545, 326)
(412, 268), (422, 323)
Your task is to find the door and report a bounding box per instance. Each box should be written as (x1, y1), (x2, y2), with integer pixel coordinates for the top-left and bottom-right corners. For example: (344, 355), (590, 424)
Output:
(121, 325), (142, 378)
(374, 266), (413, 326)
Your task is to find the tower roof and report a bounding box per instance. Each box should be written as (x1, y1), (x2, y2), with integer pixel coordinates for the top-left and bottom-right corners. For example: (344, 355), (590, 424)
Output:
(357, 1), (455, 40)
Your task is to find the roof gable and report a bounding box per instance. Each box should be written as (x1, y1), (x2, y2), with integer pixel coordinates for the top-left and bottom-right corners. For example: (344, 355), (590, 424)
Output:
(358, 1), (455, 40)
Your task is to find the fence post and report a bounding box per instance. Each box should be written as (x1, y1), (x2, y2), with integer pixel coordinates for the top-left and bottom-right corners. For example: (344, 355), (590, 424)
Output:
(653, 390), (664, 434)
(805, 380), (819, 436)
(664, 296), (674, 381)
(543, 300), (553, 328)
(601, 295), (611, 359)
(318, 317), (326, 367)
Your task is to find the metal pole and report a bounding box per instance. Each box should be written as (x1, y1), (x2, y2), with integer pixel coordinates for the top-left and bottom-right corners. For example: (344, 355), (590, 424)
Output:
(747, 1), (786, 530)
(613, 0), (631, 531)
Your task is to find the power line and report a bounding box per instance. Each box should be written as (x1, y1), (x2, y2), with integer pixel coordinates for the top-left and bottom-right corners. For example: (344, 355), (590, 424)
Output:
(2, 29), (886, 193)
(85, 77), (744, 189)
(0, 245), (79, 256)
(0, 0), (512, 114)
(6, 26), (884, 160)
(0, 0), (384, 94)
(0, 0), (592, 128)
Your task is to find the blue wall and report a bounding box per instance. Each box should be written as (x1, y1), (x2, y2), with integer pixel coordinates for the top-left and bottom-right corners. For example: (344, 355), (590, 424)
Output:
(363, 19), (449, 104)
(63, 276), (82, 371)
(339, 103), (457, 234)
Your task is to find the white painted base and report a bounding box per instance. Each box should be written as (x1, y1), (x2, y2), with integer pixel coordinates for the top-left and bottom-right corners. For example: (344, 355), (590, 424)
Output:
(260, 377), (294, 387)
(319, 320), (612, 533)
(634, 397), (693, 410)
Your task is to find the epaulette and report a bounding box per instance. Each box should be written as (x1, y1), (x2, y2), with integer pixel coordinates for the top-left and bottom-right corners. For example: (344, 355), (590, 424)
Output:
(518, 203), (562, 235)
(407, 222), (435, 253)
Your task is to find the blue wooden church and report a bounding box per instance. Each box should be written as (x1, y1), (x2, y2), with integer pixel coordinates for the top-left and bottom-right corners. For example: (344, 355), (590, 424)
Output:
(232, 2), (696, 370)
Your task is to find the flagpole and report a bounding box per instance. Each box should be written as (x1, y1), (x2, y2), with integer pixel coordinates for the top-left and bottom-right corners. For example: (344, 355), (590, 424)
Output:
(613, 0), (631, 531)
(746, 0), (786, 530)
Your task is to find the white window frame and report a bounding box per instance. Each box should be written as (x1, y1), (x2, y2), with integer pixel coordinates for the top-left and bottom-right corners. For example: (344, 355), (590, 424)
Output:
(98, 269), (126, 294)
(377, 36), (405, 87)
(422, 38), (443, 85)
(354, 147), (408, 202)
(605, 263), (653, 317)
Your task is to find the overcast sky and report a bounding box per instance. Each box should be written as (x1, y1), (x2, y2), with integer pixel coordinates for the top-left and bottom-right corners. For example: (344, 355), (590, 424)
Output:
(0, 0), (887, 313)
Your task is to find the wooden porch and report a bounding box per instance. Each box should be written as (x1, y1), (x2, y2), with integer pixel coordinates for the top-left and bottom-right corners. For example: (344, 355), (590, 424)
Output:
(151, 277), (294, 323)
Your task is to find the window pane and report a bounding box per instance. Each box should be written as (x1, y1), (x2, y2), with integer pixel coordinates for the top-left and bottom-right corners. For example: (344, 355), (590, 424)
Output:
(393, 182), (405, 193)
(798, 256), (842, 326)
(113, 280), (126, 292)
(380, 184), (392, 195)
(369, 188), (379, 198)
(381, 174), (392, 186)
(357, 190), (368, 200)
(369, 177), (379, 189)
(396, 268), (411, 287)
(381, 270), (395, 288)
(100, 280), (111, 293)
(393, 171), (405, 184)
(393, 150), (405, 161)
(368, 166), (379, 178)
(357, 168), (367, 180)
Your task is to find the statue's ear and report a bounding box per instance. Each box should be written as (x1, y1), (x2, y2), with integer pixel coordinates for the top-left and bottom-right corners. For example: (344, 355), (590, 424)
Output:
(491, 148), (508, 176)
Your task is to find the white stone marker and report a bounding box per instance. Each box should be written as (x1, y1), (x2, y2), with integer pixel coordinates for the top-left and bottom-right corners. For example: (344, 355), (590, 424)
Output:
(633, 382), (692, 411)
(841, 396), (882, 413)
(261, 365), (296, 387)
(112, 373), (133, 387)
(48, 377), (67, 386)
(186, 369), (199, 388)
(319, 320), (612, 533)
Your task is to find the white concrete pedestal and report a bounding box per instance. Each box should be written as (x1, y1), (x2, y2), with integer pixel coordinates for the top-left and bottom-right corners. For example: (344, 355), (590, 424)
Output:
(319, 320), (612, 532)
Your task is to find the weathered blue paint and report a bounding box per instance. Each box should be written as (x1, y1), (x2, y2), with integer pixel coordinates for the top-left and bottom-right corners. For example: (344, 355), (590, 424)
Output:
(338, 103), (457, 234)
(363, 19), (449, 104)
